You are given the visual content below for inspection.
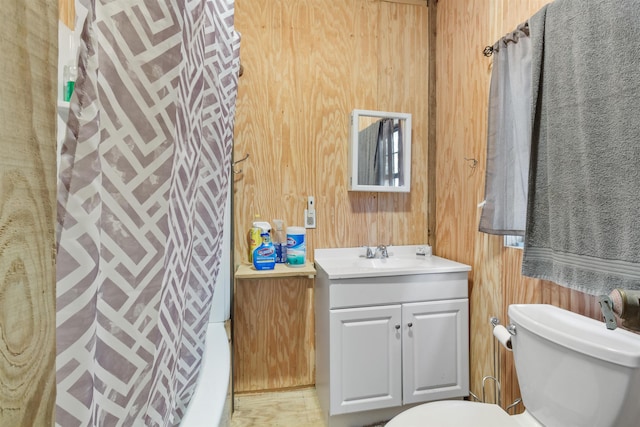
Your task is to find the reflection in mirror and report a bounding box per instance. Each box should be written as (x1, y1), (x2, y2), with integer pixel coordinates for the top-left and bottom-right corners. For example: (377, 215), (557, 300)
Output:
(357, 116), (404, 186)
(349, 109), (411, 192)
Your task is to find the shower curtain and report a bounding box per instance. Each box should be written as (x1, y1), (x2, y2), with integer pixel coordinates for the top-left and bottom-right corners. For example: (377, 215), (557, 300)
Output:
(358, 121), (379, 185)
(55, 0), (240, 425)
(479, 23), (531, 236)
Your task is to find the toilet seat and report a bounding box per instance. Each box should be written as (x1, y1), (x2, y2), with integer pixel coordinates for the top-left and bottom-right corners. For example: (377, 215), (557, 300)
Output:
(385, 400), (542, 427)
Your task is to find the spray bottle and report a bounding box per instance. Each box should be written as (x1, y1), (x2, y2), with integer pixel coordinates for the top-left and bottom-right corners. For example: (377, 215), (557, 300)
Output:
(252, 222), (276, 270)
(272, 219), (287, 263)
(248, 214), (262, 263)
(248, 215), (271, 260)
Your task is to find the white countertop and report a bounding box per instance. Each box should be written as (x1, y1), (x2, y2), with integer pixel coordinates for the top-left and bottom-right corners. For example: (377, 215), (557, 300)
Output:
(314, 246), (471, 279)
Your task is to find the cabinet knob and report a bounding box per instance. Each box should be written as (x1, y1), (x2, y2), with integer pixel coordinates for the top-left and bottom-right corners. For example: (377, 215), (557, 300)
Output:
(395, 324), (401, 330)
(408, 322), (413, 328)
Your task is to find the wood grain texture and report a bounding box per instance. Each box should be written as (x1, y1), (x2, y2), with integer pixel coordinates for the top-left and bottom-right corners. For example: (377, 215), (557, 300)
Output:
(500, 248), (540, 410)
(233, 0), (429, 392)
(231, 388), (324, 427)
(235, 0), (601, 399)
(427, 0), (437, 246)
(437, 0), (604, 413)
(234, 278), (315, 393)
(0, 0), (57, 424)
(59, 0), (74, 29)
(435, 0), (496, 403)
(235, 262), (316, 279)
(234, 0), (429, 264)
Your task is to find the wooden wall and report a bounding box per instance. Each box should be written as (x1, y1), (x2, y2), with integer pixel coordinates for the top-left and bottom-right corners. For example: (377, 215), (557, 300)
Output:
(59, 0), (74, 29)
(234, 0), (603, 403)
(232, 0), (430, 393)
(0, 0), (58, 425)
(435, 0), (600, 410)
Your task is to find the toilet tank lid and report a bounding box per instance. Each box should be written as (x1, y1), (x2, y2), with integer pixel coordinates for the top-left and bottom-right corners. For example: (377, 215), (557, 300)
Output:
(509, 304), (640, 368)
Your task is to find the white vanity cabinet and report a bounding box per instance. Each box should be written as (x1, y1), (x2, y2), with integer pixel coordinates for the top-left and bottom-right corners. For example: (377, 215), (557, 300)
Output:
(401, 299), (469, 404)
(330, 299), (468, 414)
(314, 249), (471, 426)
(329, 305), (403, 413)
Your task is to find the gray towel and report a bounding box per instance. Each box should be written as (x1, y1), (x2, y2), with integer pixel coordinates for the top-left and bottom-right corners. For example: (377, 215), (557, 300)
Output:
(523, 0), (640, 296)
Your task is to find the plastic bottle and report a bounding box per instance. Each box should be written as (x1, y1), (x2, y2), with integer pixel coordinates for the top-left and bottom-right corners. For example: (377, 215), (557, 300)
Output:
(248, 215), (272, 263)
(247, 214), (262, 263)
(253, 220), (272, 235)
(272, 219), (287, 263)
(248, 228), (260, 263)
(63, 64), (77, 102)
(252, 230), (276, 270)
(286, 226), (306, 267)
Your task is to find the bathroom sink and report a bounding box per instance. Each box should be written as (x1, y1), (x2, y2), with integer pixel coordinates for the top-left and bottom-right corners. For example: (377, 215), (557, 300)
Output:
(353, 257), (427, 270)
(314, 245), (471, 279)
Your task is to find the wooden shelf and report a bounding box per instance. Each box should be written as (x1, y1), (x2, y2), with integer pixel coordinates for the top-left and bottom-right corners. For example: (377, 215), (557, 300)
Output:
(235, 261), (316, 279)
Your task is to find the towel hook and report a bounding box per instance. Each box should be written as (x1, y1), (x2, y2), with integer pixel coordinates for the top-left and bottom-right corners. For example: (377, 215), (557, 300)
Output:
(232, 153), (249, 174)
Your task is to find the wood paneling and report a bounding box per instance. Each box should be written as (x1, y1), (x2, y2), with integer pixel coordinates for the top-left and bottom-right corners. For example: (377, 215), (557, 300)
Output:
(234, 278), (315, 392)
(0, 0), (57, 425)
(427, 0), (437, 246)
(233, 0), (429, 392)
(233, 0), (429, 263)
(59, 0), (74, 29)
(436, 0), (602, 412)
(435, 0), (499, 404)
(234, 0), (603, 400)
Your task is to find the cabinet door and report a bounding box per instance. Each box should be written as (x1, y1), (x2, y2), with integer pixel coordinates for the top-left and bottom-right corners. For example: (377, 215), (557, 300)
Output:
(402, 299), (469, 404)
(329, 305), (402, 415)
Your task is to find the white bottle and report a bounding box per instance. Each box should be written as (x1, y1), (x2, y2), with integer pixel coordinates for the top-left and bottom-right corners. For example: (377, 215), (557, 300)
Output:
(272, 219), (287, 263)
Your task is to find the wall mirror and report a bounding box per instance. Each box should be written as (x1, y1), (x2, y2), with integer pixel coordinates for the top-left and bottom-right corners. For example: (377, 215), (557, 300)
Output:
(349, 109), (412, 192)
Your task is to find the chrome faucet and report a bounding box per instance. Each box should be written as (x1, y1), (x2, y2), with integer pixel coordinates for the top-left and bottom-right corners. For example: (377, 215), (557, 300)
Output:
(375, 244), (389, 258)
(363, 246), (375, 259)
(362, 245), (390, 258)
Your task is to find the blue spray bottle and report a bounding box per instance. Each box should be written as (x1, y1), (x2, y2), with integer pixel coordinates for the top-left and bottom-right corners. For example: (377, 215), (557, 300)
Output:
(252, 222), (276, 270)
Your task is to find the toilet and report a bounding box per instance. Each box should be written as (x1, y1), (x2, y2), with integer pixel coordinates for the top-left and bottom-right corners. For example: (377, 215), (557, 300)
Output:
(386, 304), (640, 427)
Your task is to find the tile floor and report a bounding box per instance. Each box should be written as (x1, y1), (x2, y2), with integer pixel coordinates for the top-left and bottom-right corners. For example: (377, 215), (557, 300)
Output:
(230, 387), (325, 427)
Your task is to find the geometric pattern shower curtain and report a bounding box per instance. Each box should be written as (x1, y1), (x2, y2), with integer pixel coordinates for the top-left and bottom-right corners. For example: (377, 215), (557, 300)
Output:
(55, 0), (240, 425)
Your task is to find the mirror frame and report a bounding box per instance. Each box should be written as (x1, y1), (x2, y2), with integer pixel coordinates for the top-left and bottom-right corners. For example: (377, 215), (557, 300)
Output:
(348, 109), (412, 193)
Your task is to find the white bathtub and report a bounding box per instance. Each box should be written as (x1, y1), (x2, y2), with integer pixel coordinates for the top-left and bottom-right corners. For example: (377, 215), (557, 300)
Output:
(181, 321), (231, 426)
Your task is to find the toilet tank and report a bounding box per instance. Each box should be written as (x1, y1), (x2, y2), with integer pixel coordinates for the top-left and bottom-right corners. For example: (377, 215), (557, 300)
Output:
(509, 304), (640, 427)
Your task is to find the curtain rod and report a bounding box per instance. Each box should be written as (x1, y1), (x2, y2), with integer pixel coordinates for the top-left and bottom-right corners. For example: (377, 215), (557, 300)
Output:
(483, 21), (529, 57)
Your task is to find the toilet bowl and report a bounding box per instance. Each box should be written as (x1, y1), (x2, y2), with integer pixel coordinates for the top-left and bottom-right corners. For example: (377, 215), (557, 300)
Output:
(386, 304), (640, 427)
(385, 400), (541, 427)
